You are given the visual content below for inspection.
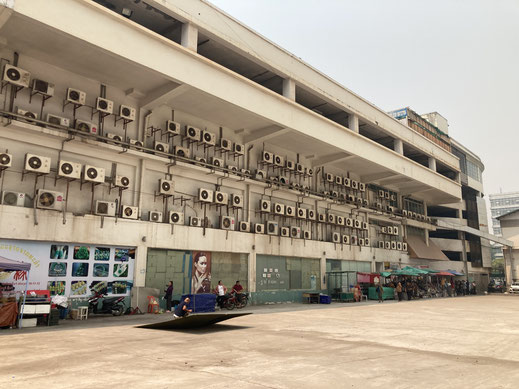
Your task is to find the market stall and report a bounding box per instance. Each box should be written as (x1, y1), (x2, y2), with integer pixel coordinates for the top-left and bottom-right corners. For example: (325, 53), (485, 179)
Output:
(0, 256), (31, 328)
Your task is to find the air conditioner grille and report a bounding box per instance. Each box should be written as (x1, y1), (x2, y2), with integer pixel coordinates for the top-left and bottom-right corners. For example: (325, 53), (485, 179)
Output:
(86, 168), (98, 179)
(1, 154), (11, 165)
(39, 192), (55, 207)
(60, 163), (73, 174)
(123, 207), (134, 217)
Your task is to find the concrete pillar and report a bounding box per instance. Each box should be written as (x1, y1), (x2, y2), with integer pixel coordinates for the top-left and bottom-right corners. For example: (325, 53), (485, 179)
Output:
(460, 231), (469, 282)
(428, 156), (437, 171)
(348, 114), (359, 133)
(134, 244), (148, 287)
(394, 138), (403, 154)
(248, 251), (256, 292)
(320, 253), (327, 290)
(181, 22), (198, 52)
(282, 78), (296, 100)
(504, 247), (513, 287)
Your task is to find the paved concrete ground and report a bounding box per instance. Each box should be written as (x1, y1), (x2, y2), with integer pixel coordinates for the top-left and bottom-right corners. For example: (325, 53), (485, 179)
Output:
(2, 295), (519, 388)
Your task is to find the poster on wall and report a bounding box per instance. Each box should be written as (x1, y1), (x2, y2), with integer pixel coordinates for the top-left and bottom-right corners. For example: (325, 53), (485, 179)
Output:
(191, 251), (211, 294)
(0, 240), (135, 298)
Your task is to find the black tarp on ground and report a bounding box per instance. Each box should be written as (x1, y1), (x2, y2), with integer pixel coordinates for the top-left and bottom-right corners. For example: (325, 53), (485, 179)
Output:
(137, 312), (252, 330)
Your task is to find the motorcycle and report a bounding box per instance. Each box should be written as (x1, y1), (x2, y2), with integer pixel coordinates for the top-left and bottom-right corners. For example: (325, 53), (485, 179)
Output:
(223, 292), (249, 310)
(88, 291), (125, 316)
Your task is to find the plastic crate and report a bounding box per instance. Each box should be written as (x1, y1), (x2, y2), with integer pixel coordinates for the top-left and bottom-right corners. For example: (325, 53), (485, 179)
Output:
(180, 294), (216, 313)
(319, 295), (331, 304)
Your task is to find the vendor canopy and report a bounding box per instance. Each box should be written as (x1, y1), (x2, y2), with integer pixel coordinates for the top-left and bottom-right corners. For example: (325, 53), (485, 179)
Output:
(0, 256), (31, 272)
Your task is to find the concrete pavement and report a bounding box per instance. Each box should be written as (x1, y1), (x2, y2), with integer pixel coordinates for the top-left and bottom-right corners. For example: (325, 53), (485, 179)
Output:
(2, 295), (518, 388)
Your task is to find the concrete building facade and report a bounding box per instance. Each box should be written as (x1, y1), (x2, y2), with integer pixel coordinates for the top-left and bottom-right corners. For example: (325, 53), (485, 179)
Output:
(0, 0), (504, 304)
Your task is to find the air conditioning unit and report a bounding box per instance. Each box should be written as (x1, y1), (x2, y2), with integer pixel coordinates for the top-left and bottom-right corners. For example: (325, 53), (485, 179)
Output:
(198, 188), (213, 203)
(336, 216), (344, 226)
(129, 139), (143, 148)
(24, 154), (51, 174)
(255, 223), (265, 234)
(376, 202), (383, 210)
(346, 218), (353, 227)
(260, 199), (271, 213)
(76, 120), (97, 134)
(378, 241), (385, 249)
(240, 168), (251, 176)
(209, 157), (223, 167)
(185, 125), (201, 141)
(0, 153), (12, 167)
(384, 191), (390, 199)
(239, 221), (250, 232)
(343, 177), (351, 187)
(426, 217), (432, 223)
(114, 175), (130, 188)
(17, 108), (37, 123)
(119, 105), (136, 121)
(390, 194), (396, 202)
(332, 232), (340, 243)
(279, 176), (289, 185)
(354, 219), (361, 229)
(214, 191), (229, 205)
(318, 213), (326, 223)
(262, 151), (273, 164)
(274, 203), (285, 215)
(83, 165), (105, 184)
(393, 226), (399, 236)
(285, 206), (295, 217)
(387, 206), (395, 214)
(67, 88), (86, 105)
(296, 208), (307, 219)
(402, 210), (408, 217)
(219, 138), (233, 151)
(397, 242), (403, 251)
(2, 191), (25, 207)
(196, 157), (207, 165)
(221, 216), (235, 230)
(169, 211), (184, 225)
(335, 176), (343, 185)
(201, 130), (216, 146)
(347, 194), (355, 202)
(234, 143), (244, 155)
(121, 205), (138, 220)
(58, 160), (81, 179)
(362, 199), (369, 207)
(274, 154), (284, 167)
(391, 241), (397, 250)
(325, 172), (334, 183)
(403, 243), (408, 251)
(382, 226), (388, 234)
(378, 190), (385, 198)
(359, 183), (366, 192)
(95, 200), (116, 216)
(174, 146), (190, 159)
(231, 194), (243, 208)
(342, 235), (350, 244)
(331, 191), (339, 198)
(359, 238), (365, 246)
(302, 230), (311, 240)
(412, 212), (417, 219)
(295, 163), (304, 173)
(96, 97), (113, 114)
(31, 79), (55, 99)
(307, 209), (316, 220)
(290, 226), (301, 238)
(189, 216), (201, 227)
(351, 180), (358, 190)
(362, 221), (368, 230)
(351, 236), (358, 246)
(267, 221), (279, 235)
(356, 197), (363, 206)
(306, 167), (314, 177)
(164, 120), (180, 135)
(364, 238), (371, 247)
(149, 211), (163, 223)
(36, 189), (64, 211)
(285, 160), (295, 170)
(387, 226), (394, 235)
(255, 169), (267, 180)
(3, 64), (30, 88)
(46, 114), (69, 127)
(158, 179), (174, 196)
(384, 241), (391, 250)
(280, 227), (290, 237)
(227, 165), (239, 173)
(325, 213), (334, 224)
(154, 141), (169, 154)
(106, 133), (123, 142)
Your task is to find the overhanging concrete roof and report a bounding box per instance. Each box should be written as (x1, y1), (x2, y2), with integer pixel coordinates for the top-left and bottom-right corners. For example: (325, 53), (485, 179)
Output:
(435, 219), (512, 246)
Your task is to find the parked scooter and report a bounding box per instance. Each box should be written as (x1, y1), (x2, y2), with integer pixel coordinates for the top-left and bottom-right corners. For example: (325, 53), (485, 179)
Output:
(88, 291), (125, 316)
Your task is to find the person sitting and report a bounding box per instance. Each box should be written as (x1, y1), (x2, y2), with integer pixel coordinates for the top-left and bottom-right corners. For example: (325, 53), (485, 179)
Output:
(173, 297), (192, 318)
(231, 280), (245, 304)
(214, 280), (228, 309)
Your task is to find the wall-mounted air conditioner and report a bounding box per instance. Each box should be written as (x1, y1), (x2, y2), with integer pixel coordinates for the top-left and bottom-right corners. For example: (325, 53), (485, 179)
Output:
(159, 179), (174, 196)
(36, 189), (64, 211)
(403, 242), (408, 251)
(2, 191), (25, 207)
(327, 213), (336, 224)
(303, 230), (311, 240)
(262, 151), (273, 164)
(96, 97), (113, 115)
(336, 216), (344, 226)
(231, 194), (243, 208)
(351, 180), (358, 190)
(83, 165), (105, 184)
(17, 108), (37, 122)
(260, 199), (271, 213)
(221, 216), (235, 230)
(332, 232), (340, 243)
(359, 183), (366, 192)
(347, 194), (355, 202)
(382, 226), (388, 234)
(214, 191), (228, 205)
(233, 143), (244, 155)
(390, 194), (396, 201)
(154, 141), (169, 154)
(254, 169), (266, 180)
(402, 210), (408, 217)
(343, 177), (351, 187)
(196, 157), (207, 165)
(354, 219), (361, 229)
(285, 206), (295, 217)
(201, 130), (216, 146)
(267, 221), (279, 235)
(274, 203), (285, 215)
(274, 154), (284, 167)
(165, 120), (180, 135)
(185, 125), (201, 141)
(3, 64), (30, 88)
(279, 176), (289, 185)
(114, 175), (130, 188)
(280, 227), (290, 237)
(198, 188), (213, 203)
(364, 238), (371, 247)
(387, 226), (394, 235)
(384, 191), (390, 199)
(379, 241), (385, 249)
(106, 133), (123, 142)
(210, 157), (223, 167)
(342, 235), (350, 245)
(24, 154), (51, 174)
(58, 160), (81, 179)
(95, 200), (116, 217)
(335, 176), (343, 185)
(129, 139), (143, 148)
(293, 163), (303, 174)
(307, 209), (316, 220)
(306, 167), (314, 177)
(67, 88), (86, 105)
(119, 105), (136, 121)
(296, 208), (307, 219)
(318, 213), (326, 223)
(174, 146), (190, 159)
(290, 226), (301, 238)
(359, 238), (365, 246)
(239, 221), (250, 232)
(46, 114), (69, 127)
(189, 216), (201, 227)
(362, 221), (368, 230)
(331, 190), (339, 198)
(240, 169), (250, 176)
(76, 120), (97, 134)
(362, 199), (369, 207)
(227, 165), (238, 173)
(149, 211), (163, 223)
(397, 242), (403, 251)
(391, 241), (397, 250)
(378, 190), (385, 198)
(384, 241), (391, 250)
(121, 205), (138, 220)
(393, 226), (399, 236)
(32, 79), (54, 96)
(346, 218), (353, 228)
(0, 153), (12, 168)
(325, 172), (334, 183)
(255, 223), (265, 234)
(219, 138), (232, 151)
(285, 160), (295, 170)
(169, 211), (184, 225)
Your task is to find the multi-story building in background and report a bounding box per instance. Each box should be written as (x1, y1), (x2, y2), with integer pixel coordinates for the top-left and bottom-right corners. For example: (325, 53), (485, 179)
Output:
(489, 192), (519, 262)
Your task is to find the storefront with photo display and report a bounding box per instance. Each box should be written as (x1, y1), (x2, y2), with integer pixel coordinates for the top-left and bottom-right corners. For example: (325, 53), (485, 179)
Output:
(0, 239), (135, 299)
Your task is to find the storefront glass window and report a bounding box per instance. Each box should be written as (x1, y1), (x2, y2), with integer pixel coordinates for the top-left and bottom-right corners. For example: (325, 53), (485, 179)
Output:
(256, 255), (320, 292)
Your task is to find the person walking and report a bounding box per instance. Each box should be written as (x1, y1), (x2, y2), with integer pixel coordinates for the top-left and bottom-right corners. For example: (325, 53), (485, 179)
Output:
(377, 283), (384, 303)
(396, 282), (403, 302)
(164, 281), (173, 312)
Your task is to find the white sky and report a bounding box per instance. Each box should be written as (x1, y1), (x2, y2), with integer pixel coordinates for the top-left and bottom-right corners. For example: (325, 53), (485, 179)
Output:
(209, 0), (519, 197)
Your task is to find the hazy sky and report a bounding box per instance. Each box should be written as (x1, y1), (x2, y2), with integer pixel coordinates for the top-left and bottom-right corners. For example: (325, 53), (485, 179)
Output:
(210, 0), (519, 197)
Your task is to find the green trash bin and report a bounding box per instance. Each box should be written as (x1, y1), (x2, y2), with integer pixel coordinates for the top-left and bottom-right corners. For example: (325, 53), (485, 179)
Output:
(368, 286), (395, 300)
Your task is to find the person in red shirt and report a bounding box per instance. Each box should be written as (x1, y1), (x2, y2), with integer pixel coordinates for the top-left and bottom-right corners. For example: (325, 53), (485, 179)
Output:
(232, 280), (243, 294)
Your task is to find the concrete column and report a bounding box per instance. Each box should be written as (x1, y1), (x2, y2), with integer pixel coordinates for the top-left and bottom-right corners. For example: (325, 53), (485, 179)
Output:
(348, 114), (359, 133)
(428, 156), (437, 172)
(181, 22), (198, 52)
(134, 244), (148, 287)
(248, 251), (256, 292)
(394, 138), (403, 154)
(460, 231), (469, 282)
(282, 78), (296, 100)
(320, 253), (327, 290)
(504, 247), (513, 287)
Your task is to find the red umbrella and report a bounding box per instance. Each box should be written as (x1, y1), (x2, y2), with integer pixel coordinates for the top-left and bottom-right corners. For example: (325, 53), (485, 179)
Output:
(434, 271), (454, 276)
